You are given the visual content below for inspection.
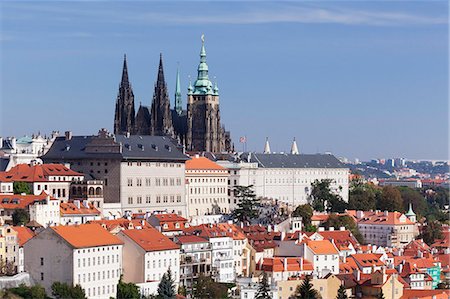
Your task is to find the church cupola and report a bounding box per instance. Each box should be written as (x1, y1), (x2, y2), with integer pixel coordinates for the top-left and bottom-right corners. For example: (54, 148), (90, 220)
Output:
(405, 203), (416, 223)
(291, 137), (299, 155)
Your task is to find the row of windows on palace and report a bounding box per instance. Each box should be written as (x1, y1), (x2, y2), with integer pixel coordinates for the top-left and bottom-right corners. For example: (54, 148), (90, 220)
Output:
(189, 187), (227, 195)
(264, 178), (346, 184)
(189, 197), (229, 205)
(126, 178), (183, 187)
(71, 161), (183, 168)
(127, 195), (183, 205)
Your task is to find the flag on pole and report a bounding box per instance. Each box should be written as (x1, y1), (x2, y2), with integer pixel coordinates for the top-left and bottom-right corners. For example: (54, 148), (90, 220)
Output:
(239, 136), (246, 143)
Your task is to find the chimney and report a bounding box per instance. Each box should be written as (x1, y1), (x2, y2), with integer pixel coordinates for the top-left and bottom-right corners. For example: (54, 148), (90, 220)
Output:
(384, 210), (389, 216)
(74, 200), (80, 209)
(417, 250), (423, 258)
(283, 258), (288, 271)
(318, 227), (325, 232)
(65, 131), (72, 140)
(356, 211), (364, 219)
(281, 231), (286, 240)
(329, 227), (335, 231)
(398, 263), (403, 274)
(340, 226), (346, 231)
(267, 225), (272, 232)
(372, 245), (376, 253)
(354, 269), (361, 281)
(82, 200), (89, 208)
(126, 132), (130, 138)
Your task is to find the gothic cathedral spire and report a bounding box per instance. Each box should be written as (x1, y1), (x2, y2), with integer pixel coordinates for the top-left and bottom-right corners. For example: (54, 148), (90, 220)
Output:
(114, 54), (136, 135)
(150, 53), (174, 136)
(174, 66), (183, 116)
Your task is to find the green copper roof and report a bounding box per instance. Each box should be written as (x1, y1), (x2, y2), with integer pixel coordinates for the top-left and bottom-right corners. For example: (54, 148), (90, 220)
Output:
(193, 35), (217, 96)
(174, 67), (182, 115)
(405, 203), (416, 216)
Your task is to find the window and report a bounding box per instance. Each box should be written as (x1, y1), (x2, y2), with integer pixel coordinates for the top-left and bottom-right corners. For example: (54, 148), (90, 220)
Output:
(163, 196), (168, 203)
(128, 197), (133, 204)
(156, 178), (161, 186)
(163, 178), (168, 186)
(146, 196), (151, 204)
(41, 272), (44, 281)
(146, 178), (151, 186)
(137, 196), (142, 204)
(40, 257), (44, 266)
(156, 196), (161, 203)
(176, 178), (181, 185)
(127, 178), (133, 186)
(137, 178), (142, 186)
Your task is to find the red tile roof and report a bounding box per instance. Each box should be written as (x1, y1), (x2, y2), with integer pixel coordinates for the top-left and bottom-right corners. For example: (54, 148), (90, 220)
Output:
(1, 163), (83, 182)
(175, 235), (209, 244)
(401, 289), (450, 299)
(305, 240), (339, 255)
(349, 253), (385, 268)
(348, 210), (414, 225)
(257, 257), (313, 272)
(12, 226), (35, 246)
(186, 156), (226, 171)
(0, 192), (56, 210)
(60, 202), (100, 216)
(51, 223), (124, 249)
(316, 230), (359, 250)
(89, 219), (152, 232)
(122, 227), (180, 252)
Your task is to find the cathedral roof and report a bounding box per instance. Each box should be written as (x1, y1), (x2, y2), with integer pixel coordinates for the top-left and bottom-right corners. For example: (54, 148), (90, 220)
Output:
(240, 152), (347, 169)
(42, 134), (188, 162)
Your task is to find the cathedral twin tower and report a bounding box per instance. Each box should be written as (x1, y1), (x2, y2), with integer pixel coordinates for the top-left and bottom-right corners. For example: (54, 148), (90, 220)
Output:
(114, 37), (232, 153)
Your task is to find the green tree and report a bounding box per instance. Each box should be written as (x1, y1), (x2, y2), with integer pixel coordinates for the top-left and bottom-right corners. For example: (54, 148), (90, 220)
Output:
(157, 268), (176, 299)
(348, 180), (378, 211)
(376, 186), (403, 212)
(117, 275), (140, 299)
(376, 289), (385, 299)
(310, 179), (347, 213)
(13, 181), (31, 195)
(294, 275), (321, 299)
(292, 204), (313, 226)
(336, 285), (347, 299)
(323, 214), (364, 244)
(420, 219), (443, 245)
(51, 282), (86, 299)
(398, 187), (428, 218)
(193, 274), (229, 299)
(255, 271), (271, 299)
(177, 285), (187, 296)
(8, 284), (46, 299)
(232, 185), (260, 223)
(12, 209), (29, 226)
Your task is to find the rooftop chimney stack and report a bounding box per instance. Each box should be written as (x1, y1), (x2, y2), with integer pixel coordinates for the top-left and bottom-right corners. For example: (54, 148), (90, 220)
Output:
(65, 131), (72, 141)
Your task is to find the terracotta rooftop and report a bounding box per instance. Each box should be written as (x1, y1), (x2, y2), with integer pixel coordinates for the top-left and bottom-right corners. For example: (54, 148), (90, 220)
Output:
(305, 239), (339, 255)
(60, 202), (100, 216)
(349, 253), (385, 268)
(257, 257), (313, 272)
(122, 227), (180, 252)
(0, 192), (56, 210)
(51, 223), (123, 249)
(175, 235), (209, 244)
(89, 219), (152, 232)
(347, 210), (414, 225)
(12, 226), (35, 246)
(1, 163), (83, 182)
(186, 156), (226, 171)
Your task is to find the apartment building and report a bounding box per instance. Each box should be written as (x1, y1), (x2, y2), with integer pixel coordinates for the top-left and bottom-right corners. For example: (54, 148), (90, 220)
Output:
(24, 223), (123, 299)
(302, 239), (340, 277)
(60, 200), (101, 225)
(148, 213), (189, 236)
(348, 209), (419, 248)
(42, 129), (189, 216)
(117, 227), (180, 297)
(185, 156), (229, 216)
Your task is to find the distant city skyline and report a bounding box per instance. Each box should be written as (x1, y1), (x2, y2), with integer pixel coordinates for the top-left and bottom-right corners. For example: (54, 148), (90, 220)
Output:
(1, 1), (448, 160)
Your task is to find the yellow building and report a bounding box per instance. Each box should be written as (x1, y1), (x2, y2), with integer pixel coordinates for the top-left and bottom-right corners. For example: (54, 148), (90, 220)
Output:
(359, 270), (404, 299)
(277, 274), (342, 299)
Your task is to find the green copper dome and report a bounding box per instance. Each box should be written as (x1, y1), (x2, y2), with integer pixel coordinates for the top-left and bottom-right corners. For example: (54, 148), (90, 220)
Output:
(405, 203), (416, 216)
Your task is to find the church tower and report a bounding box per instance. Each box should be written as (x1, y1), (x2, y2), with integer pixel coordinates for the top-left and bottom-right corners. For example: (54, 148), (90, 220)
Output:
(150, 54), (174, 136)
(187, 35), (224, 152)
(114, 55), (136, 135)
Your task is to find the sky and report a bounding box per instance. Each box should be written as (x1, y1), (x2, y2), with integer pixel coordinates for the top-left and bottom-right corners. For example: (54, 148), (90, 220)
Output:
(0, 1), (448, 161)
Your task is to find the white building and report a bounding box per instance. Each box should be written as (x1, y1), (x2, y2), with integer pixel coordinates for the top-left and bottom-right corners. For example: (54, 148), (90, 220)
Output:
(348, 208), (419, 248)
(60, 200), (101, 225)
(24, 223), (123, 299)
(217, 151), (349, 209)
(0, 133), (56, 171)
(42, 130), (189, 216)
(117, 227), (180, 297)
(302, 239), (340, 278)
(185, 155), (230, 216)
(28, 194), (60, 226)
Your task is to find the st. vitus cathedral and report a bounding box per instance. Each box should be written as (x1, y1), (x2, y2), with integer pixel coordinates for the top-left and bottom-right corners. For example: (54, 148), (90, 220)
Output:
(113, 37), (233, 153)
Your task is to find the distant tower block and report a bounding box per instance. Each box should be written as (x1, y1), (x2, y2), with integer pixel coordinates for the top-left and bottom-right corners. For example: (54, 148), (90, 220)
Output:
(264, 137), (271, 154)
(291, 137), (299, 155)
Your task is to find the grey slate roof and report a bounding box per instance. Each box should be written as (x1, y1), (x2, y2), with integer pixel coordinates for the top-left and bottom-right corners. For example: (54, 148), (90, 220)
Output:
(240, 152), (346, 169)
(42, 135), (188, 162)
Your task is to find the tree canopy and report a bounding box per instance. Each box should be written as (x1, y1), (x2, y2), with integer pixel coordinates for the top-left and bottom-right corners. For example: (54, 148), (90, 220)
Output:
(310, 179), (347, 213)
(12, 209), (30, 226)
(193, 274), (229, 299)
(232, 185), (260, 224)
(294, 276), (321, 299)
(157, 268), (176, 299)
(8, 284), (46, 299)
(323, 214), (364, 244)
(117, 275), (140, 299)
(255, 271), (271, 299)
(348, 179), (378, 211)
(292, 204), (313, 226)
(336, 285), (348, 299)
(13, 181), (31, 195)
(51, 282), (86, 299)
(375, 186), (403, 212)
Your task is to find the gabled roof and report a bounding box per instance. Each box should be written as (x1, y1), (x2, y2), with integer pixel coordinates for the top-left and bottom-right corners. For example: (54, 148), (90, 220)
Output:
(351, 210), (414, 225)
(0, 192), (56, 210)
(121, 227), (179, 252)
(349, 253), (385, 268)
(151, 213), (187, 223)
(257, 257), (313, 272)
(305, 239), (339, 255)
(60, 202), (100, 216)
(186, 156), (226, 171)
(175, 235), (209, 244)
(51, 223), (124, 249)
(401, 289), (450, 299)
(316, 230), (359, 250)
(12, 226), (35, 246)
(89, 218), (152, 232)
(1, 163), (83, 182)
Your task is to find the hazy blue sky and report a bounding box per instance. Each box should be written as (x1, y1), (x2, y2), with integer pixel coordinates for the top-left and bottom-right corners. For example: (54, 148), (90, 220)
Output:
(1, 1), (448, 161)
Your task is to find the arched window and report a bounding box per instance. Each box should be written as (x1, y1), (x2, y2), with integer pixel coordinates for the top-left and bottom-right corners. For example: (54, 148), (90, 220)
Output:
(95, 187), (102, 196)
(88, 187), (94, 195)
